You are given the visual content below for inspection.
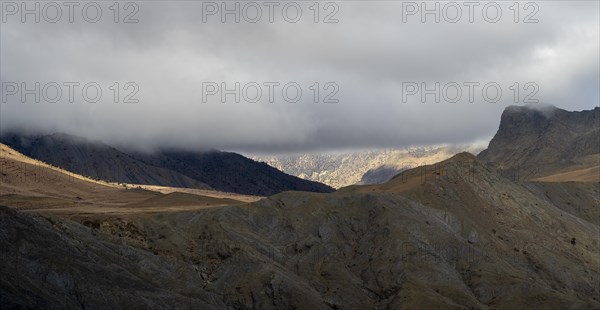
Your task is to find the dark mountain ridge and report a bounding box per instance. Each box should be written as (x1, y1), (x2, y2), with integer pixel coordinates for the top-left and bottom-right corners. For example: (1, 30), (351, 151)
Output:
(135, 150), (335, 196)
(0, 132), (334, 196)
(0, 132), (210, 189)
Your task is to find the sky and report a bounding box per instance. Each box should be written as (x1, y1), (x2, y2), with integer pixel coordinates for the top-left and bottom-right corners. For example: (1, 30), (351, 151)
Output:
(1, 0), (598, 154)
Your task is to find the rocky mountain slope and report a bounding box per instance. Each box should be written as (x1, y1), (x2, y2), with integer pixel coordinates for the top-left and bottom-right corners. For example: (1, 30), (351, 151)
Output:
(1, 133), (334, 196)
(1, 106), (598, 309)
(2, 146), (598, 308)
(0, 205), (232, 309)
(252, 145), (483, 188)
(1, 133), (210, 189)
(478, 105), (599, 179)
(2, 154), (598, 309)
(0, 143), (257, 214)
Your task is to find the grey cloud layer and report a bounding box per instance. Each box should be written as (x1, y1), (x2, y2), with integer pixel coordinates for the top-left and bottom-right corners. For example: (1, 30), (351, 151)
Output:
(1, 1), (598, 153)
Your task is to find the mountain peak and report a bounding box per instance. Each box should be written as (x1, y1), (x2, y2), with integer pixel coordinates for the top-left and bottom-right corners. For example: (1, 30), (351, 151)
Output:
(504, 103), (558, 113)
(478, 105), (599, 179)
(446, 151), (477, 162)
(502, 104), (561, 122)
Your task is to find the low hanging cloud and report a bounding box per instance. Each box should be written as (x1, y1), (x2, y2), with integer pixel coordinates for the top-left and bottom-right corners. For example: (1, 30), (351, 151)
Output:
(1, 1), (598, 154)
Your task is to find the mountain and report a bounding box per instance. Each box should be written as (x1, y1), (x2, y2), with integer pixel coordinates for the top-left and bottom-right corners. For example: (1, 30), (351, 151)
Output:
(2, 106), (598, 308)
(357, 164), (401, 185)
(2, 150), (598, 309)
(0, 143), (255, 214)
(478, 105), (600, 180)
(0, 205), (230, 309)
(135, 150), (335, 196)
(0, 133), (211, 189)
(252, 144), (484, 188)
(0, 133), (334, 196)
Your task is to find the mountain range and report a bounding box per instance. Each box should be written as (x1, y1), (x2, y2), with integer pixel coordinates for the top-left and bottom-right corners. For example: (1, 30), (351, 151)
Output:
(251, 145), (484, 188)
(0, 133), (334, 196)
(1, 104), (598, 309)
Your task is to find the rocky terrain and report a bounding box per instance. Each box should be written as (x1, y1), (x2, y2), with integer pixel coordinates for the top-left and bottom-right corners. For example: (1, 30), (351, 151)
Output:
(252, 145), (483, 188)
(478, 105), (599, 180)
(0, 205), (226, 309)
(2, 150), (598, 309)
(1, 133), (333, 196)
(1, 105), (598, 309)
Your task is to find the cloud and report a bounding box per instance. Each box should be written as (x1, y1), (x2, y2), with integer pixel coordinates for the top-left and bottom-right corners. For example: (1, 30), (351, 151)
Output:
(1, 1), (598, 154)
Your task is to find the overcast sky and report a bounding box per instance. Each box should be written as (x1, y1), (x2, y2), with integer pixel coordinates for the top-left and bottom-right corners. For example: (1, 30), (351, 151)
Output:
(1, 1), (598, 154)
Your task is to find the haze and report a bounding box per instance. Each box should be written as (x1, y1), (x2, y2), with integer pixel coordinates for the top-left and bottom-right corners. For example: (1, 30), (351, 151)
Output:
(1, 1), (598, 154)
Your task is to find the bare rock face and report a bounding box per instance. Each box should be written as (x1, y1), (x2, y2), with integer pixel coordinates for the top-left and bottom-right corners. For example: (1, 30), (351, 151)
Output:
(252, 145), (483, 188)
(0, 206), (224, 309)
(478, 105), (600, 179)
